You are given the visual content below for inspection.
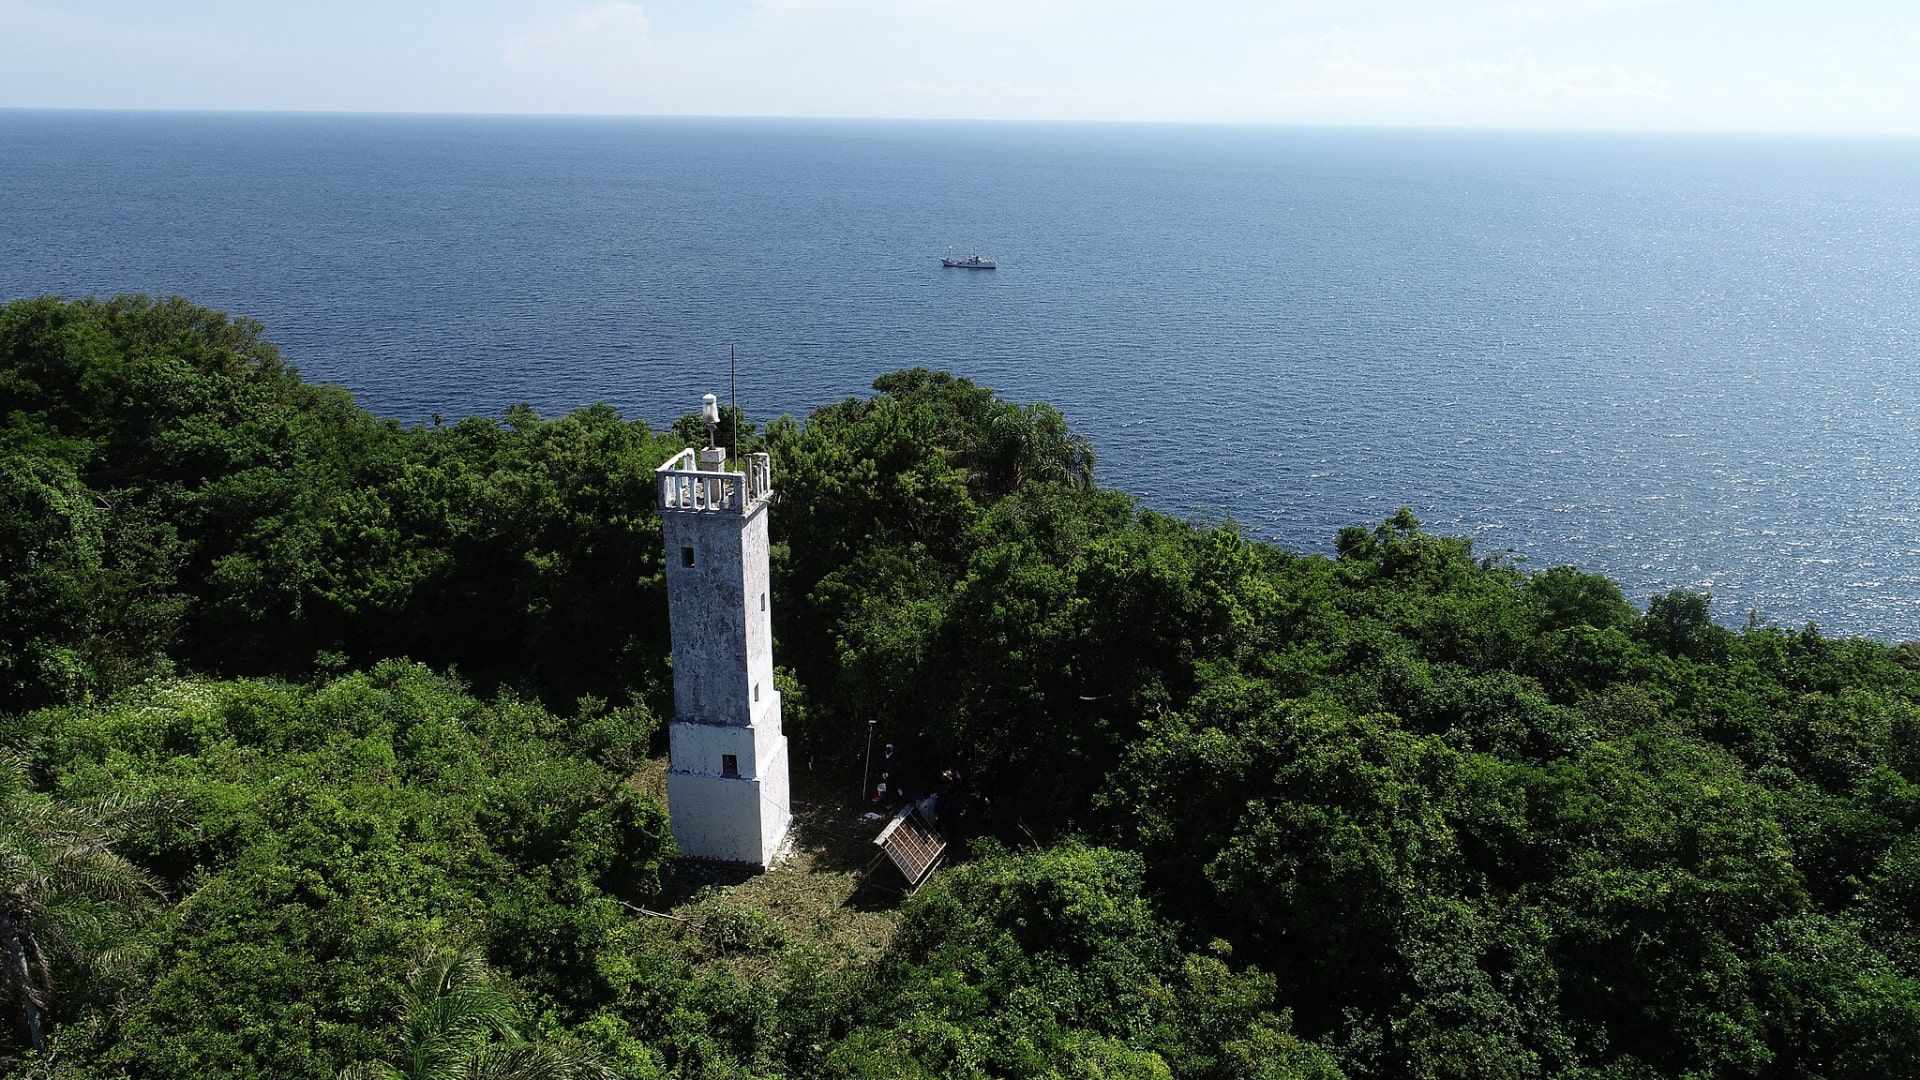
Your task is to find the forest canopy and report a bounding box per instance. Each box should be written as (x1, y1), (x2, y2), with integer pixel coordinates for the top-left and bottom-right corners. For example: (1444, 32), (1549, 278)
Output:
(4, 295), (1920, 1079)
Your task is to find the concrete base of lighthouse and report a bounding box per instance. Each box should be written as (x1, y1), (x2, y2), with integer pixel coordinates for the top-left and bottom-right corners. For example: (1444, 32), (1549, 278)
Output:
(666, 699), (793, 867)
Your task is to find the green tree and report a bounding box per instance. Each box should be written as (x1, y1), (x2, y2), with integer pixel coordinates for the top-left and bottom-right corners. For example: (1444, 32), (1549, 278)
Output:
(834, 843), (1340, 1079)
(13, 666), (673, 1078)
(1643, 589), (1729, 661)
(0, 753), (158, 1057)
(339, 947), (611, 1080)
(0, 454), (180, 712)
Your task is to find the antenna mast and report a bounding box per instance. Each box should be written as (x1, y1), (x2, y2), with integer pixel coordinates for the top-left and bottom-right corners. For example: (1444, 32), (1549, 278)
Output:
(730, 344), (739, 462)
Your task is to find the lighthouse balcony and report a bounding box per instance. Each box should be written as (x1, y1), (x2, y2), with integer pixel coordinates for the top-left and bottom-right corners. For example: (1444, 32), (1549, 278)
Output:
(657, 449), (772, 513)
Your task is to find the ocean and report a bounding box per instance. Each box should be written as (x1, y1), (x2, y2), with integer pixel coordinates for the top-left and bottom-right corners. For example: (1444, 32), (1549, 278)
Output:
(4, 110), (1919, 638)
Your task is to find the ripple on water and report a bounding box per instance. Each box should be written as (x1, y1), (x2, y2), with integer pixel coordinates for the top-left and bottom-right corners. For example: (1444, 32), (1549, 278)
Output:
(4, 113), (1920, 637)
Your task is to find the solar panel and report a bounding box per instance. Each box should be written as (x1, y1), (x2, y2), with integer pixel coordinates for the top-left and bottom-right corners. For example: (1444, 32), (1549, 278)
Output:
(874, 803), (946, 889)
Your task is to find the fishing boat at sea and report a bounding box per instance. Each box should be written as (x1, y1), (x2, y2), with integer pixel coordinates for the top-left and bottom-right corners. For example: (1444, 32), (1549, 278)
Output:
(941, 253), (996, 269)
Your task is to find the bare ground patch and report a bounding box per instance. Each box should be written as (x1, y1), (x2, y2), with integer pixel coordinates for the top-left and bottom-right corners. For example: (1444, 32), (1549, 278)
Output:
(629, 759), (907, 981)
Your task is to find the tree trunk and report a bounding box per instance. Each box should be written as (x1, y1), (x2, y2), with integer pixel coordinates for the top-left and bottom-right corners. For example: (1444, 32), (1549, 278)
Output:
(0, 910), (45, 1054)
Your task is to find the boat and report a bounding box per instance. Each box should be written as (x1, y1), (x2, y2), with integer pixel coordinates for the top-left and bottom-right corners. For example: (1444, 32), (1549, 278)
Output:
(941, 253), (996, 269)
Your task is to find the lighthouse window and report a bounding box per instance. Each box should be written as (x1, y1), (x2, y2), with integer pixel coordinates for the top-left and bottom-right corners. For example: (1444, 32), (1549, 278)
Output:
(680, 546), (695, 568)
(760, 592), (767, 612)
(754, 682), (761, 703)
(721, 754), (739, 778)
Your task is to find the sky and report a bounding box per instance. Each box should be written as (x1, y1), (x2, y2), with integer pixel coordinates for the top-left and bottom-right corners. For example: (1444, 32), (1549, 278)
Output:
(3, 1), (1919, 133)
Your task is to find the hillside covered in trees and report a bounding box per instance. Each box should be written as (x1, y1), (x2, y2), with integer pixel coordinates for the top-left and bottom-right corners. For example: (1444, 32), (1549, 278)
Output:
(5, 295), (1920, 1079)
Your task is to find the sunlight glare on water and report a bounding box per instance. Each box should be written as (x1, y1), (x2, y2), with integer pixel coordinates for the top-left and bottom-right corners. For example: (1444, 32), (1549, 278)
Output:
(4, 112), (1919, 637)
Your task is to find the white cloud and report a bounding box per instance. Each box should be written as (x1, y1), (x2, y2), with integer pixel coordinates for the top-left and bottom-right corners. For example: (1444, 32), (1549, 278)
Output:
(5, 0), (1919, 133)
(492, 2), (656, 111)
(1879, 23), (1920, 48)
(505, 2), (653, 71)
(1309, 36), (1664, 110)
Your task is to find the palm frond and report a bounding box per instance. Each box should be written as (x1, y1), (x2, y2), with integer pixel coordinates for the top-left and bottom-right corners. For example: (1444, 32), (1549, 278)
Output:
(46, 845), (161, 908)
(460, 1042), (616, 1080)
(0, 774), (161, 1048)
(336, 1062), (407, 1080)
(85, 941), (154, 981)
(407, 988), (519, 1048)
(0, 750), (31, 791)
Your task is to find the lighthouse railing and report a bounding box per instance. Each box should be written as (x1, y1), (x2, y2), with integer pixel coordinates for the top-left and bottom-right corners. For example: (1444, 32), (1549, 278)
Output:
(656, 448), (772, 513)
(746, 452), (772, 503)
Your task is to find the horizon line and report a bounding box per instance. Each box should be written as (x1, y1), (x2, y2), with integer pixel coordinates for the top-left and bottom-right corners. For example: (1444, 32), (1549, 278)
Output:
(4, 104), (1919, 142)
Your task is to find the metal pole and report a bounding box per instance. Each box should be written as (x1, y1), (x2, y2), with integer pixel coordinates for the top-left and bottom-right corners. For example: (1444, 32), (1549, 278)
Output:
(861, 719), (876, 801)
(730, 344), (738, 459)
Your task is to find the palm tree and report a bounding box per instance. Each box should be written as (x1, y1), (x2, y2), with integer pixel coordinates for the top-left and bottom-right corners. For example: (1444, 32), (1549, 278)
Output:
(981, 404), (1096, 494)
(339, 947), (611, 1080)
(1, 751), (159, 1055)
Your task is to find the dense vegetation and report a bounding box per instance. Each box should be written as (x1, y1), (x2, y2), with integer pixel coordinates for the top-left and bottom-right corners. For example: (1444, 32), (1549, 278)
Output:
(4, 295), (1920, 1078)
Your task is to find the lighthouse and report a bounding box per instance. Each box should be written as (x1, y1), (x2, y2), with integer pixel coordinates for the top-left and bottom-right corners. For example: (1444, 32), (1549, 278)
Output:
(656, 394), (792, 866)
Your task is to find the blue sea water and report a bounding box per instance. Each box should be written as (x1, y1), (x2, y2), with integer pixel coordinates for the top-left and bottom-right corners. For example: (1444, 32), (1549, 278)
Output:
(4, 110), (1919, 638)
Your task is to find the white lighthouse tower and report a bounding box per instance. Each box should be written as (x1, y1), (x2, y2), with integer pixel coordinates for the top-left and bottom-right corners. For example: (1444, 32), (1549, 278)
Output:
(656, 394), (792, 867)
